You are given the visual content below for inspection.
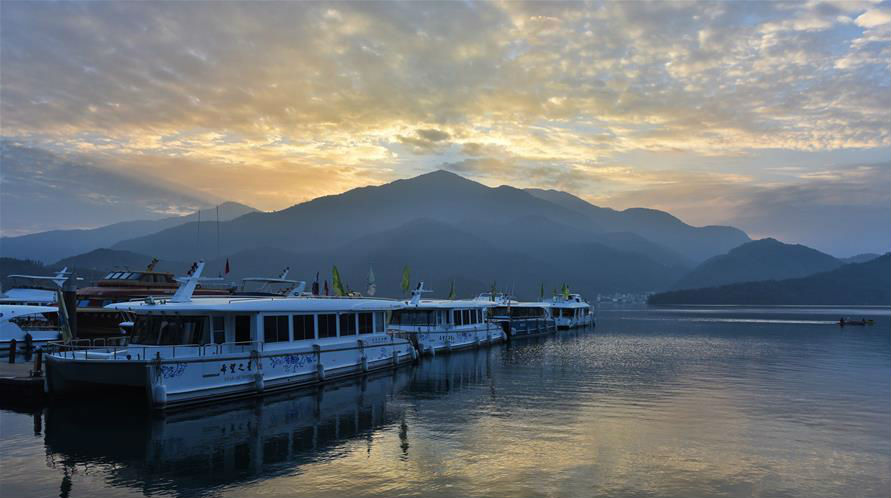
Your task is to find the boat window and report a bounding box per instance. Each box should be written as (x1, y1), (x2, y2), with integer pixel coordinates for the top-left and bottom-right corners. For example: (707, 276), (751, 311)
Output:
(339, 313), (357, 336)
(212, 316), (226, 344)
(318, 314), (337, 338)
(127, 273), (142, 280)
(132, 316), (209, 345)
(77, 299), (90, 308)
(392, 310), (433, 326)
(119, 272), (132, 280)
(293, 314), (315, 341)
(9, 312), (58, 331)
(104, 273), (115, 279)
(463, 309), (471, 325)
(263, 315), (290, 343)
(375, 312), (386, 332)
(455, 309), (463, 326)
(358, 312), (373, 334)
(235, 315), (252, 343)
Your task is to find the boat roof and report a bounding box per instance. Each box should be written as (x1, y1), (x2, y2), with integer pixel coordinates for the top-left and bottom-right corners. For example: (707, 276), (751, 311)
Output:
(107, 295), (404, 314)
(491, 301), (551, 309)
(0, 304), (58, 319)
(548, 298), (590, 308)
(0, 288), (57, 303)
(401, 299), (496, 310)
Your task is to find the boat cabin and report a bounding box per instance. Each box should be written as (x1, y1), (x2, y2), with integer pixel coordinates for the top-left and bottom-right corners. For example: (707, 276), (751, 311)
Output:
(391, 305), (487, 328)
(114, 297), (396, 350)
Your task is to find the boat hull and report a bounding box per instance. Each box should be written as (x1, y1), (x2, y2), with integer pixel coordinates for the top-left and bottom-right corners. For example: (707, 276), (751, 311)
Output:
(493, 318), (557, 338)
(554, 315), (595, 330)
(394, 324), (505, 355)
(45, 336), (415, 410)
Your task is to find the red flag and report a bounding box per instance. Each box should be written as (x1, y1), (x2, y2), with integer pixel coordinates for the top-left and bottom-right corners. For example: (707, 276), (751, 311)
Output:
(224, 258), (230, 275)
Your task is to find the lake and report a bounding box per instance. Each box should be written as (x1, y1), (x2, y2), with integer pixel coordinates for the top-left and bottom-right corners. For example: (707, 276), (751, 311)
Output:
(1, 305), (888, 498)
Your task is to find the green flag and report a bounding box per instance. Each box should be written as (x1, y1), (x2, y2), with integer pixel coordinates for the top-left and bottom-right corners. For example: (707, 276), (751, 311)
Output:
(401, 266), (410, 296)
(562, 283), (570, 300)
(448, 280), (456, 300)
(332, 266), (346, 296)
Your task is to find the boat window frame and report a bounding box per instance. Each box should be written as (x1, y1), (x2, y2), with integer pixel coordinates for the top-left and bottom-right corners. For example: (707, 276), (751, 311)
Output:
(339, 312), (357, 336)
(317, 313), (337, 338)
(292, 314), (315, 341)
(263, 314), (290, 343)
(358, 312), (374, 334)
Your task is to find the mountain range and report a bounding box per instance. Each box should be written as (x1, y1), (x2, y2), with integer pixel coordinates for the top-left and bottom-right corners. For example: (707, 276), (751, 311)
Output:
(672, 238), (843, 290)
(2, 170), (886, 303)
(2, 170), (757, 298)
(649, 254), (890, 305)
(0, 202), (256, 263)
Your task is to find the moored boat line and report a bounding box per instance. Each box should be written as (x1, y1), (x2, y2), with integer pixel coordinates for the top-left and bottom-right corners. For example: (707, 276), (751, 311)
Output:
(44, 263), (417, 409)
(12, 261), (595, 410)
(390, 283), (505, 354)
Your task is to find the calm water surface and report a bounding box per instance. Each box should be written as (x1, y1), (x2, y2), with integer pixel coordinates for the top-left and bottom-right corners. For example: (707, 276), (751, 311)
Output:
(1, 306), (889, 498)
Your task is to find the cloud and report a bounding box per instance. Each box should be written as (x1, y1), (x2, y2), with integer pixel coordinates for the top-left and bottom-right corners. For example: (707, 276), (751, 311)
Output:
(396, 128), (452, 153)
(855, 8), (891, 28)
(602, 162), (891, 256)
(0, 1), (888, 247)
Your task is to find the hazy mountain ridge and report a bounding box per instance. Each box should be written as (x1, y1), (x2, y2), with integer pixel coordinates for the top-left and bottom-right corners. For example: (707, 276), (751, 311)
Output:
(672, 238), (843, 290)
(54, 248), (187, 273)
(112, 171), (742, 263)
(4, 171), (759, 296)
(649, 254), (891, 305)
(1, 201), (257, 263)
(841, 253), (881, 264)
(525, 188), (750, 262)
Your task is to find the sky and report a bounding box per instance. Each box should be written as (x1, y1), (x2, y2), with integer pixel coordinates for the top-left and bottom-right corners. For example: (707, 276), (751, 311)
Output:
(1, 1), (889, 256)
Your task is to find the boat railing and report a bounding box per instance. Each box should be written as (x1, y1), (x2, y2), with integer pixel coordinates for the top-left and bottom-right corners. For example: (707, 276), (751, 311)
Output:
(44, 336), (413, 362)
(43, 339), (267, 361)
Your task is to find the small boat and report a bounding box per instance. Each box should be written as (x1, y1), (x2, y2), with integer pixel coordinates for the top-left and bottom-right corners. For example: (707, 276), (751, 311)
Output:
(838, 318), (875, 326)
(547, 293), (595, 329)
(389, 283), (504, 355)
(0, 304), (62, 356)
(44, 262), (416, 410)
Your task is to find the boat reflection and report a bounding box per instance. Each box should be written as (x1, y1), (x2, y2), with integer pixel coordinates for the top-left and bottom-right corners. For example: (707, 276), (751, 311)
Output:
(41, 346), (502, 497)
(43, 369), (412, 497)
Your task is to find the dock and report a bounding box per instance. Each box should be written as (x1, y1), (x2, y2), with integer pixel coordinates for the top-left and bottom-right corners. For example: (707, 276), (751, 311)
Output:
(0, 355), (46, 406)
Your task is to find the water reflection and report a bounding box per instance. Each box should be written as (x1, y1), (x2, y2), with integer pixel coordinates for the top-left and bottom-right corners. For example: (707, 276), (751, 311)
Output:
(43, 370), (412, 497)
(2, 307), (887, 498)
(40, 347), (501, 497)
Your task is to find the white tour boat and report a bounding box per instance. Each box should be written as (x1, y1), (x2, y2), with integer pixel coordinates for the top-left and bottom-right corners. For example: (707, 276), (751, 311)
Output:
(389, 283), (504, 355)
(548, 293), (595, 329)
(487, 301), (556, 338)
(0, 304), (63, 356)
(43, 262), (416, 409)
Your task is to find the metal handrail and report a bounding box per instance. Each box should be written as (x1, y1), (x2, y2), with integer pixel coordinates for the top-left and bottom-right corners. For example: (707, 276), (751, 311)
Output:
(44, 335), (408, 362)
